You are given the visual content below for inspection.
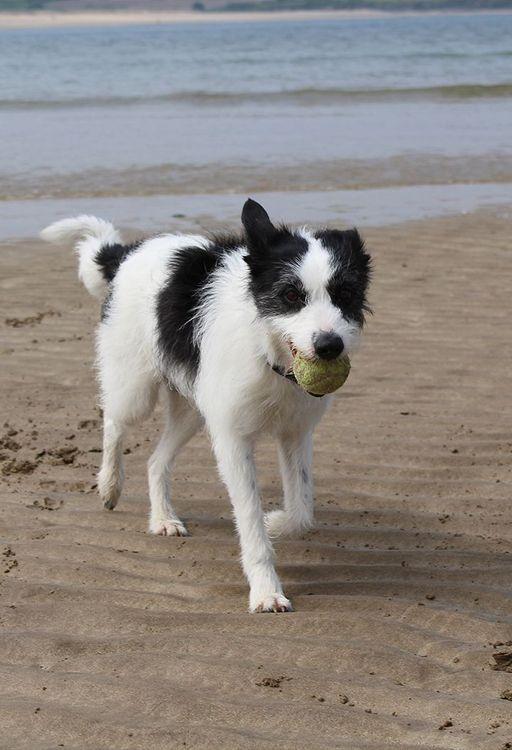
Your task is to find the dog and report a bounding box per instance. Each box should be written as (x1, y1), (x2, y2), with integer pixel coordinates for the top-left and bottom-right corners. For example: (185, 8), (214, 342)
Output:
(41, 199), (371, 613)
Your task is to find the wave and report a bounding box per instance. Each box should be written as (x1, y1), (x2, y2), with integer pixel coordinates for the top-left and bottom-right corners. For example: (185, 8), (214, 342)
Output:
(1, 83), (512, 109)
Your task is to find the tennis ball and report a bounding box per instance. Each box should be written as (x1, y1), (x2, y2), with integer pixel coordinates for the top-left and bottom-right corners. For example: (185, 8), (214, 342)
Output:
(293, 353), (351, 396)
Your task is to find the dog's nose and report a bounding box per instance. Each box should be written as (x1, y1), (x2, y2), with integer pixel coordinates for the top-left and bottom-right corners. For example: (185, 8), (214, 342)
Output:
(314, 332), (344, 360)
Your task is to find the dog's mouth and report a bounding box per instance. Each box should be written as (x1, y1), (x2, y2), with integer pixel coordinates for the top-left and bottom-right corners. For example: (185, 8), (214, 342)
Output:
(288, 341), (317, 366)
(285, 341), (299, 373)
(288, 341), (298, 359)
(272, 341), (323, 399)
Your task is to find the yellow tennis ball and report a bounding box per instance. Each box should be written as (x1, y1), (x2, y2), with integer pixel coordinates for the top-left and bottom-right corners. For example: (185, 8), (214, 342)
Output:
(293, 354), (351, 396)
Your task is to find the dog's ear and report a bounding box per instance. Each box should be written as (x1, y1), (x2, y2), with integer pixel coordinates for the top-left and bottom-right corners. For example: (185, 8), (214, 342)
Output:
(241, 199), (276, 250)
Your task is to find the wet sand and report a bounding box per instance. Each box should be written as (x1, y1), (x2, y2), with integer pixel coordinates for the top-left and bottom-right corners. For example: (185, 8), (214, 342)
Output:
(1, 210), (512, 748)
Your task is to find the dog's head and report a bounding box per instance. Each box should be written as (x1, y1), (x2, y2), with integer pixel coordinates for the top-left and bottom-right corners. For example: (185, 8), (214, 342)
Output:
(242, 199), (372, 368)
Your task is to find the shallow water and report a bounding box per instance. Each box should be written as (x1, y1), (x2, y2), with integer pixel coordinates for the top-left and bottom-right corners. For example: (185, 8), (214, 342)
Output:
(1, 12), (512, 236)
(3, 182), (512, 240)
(2, 14), (512, 105)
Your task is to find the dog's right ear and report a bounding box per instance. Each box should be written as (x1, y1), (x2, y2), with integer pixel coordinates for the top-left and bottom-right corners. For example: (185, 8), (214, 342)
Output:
(241, 199), (277, 252)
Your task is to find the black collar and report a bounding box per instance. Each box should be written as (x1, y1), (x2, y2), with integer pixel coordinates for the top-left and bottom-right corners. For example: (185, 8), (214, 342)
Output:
(270, 363), (324, 398)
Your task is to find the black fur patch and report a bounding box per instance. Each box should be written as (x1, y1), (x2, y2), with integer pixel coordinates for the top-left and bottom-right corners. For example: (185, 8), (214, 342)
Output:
(95, 240), (142, 284)
(245, 228), (309, 317)
(156, 236), (240, 373)
(315, 229), (372, 325)
(96, 240), (143, 321)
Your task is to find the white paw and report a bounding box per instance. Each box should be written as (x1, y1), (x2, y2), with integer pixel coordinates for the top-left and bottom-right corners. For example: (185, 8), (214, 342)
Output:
(149, 518), (189, 537)
(250, 592), (293, 614)
(98, 470), (122, 511)
(264, 509), (313, 539)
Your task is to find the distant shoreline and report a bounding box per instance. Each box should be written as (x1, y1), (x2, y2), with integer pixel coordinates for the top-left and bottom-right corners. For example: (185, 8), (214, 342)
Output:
(1, 8), (511, 30)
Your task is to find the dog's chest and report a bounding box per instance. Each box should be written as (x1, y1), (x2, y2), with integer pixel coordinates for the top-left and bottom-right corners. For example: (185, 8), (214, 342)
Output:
(248, 376), (329, 437)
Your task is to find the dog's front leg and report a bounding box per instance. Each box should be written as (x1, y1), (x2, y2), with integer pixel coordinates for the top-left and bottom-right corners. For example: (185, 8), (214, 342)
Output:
(265, 430), (314, 538)
(212, 432), (292, 613)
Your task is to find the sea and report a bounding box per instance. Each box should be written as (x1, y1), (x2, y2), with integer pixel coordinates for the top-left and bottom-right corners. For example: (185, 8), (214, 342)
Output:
(1, 11), (512, 238)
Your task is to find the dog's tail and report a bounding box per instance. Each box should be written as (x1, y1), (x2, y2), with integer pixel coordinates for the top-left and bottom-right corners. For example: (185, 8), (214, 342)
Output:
(40, 215), (122, 299)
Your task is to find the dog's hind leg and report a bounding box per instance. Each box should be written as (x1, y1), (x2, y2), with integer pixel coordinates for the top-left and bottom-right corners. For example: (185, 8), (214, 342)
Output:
(98, 417), (126, 510)
(97, 344), (159, 511)
(265, 430), (314, 538)
(98, 377), (158, 510)
(148, 388), (203, 537)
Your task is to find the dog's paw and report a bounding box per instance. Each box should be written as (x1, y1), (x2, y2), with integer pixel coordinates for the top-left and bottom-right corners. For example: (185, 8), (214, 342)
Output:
(99, 487), (121, 511)
(98, 466), (123, 511)
(250, 592), (293, 614)
(149, 517), (189, 537)
(264, 509), (312, 539)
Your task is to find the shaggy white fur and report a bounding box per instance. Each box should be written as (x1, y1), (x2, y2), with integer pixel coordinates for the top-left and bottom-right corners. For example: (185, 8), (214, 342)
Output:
(42, 201), (370, 613)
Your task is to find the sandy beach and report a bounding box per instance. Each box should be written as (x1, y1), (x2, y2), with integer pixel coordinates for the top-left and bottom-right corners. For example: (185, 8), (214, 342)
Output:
(0, 10), (401, 29)
(1, 209), (511, 748)
(1, 8), (511, 29)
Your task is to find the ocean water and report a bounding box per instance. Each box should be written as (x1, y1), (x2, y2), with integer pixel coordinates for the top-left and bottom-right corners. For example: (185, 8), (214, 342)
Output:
(1, 12), (512, 236)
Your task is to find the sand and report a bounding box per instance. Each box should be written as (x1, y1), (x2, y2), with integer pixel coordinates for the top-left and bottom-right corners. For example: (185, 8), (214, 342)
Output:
(1, 8), (510, 29)
(1, 210), (511, 748)
(0, 10), (396, 29)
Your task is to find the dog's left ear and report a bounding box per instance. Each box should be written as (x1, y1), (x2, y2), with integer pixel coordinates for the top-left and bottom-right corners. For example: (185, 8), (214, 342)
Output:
(241, 199), (277, 252)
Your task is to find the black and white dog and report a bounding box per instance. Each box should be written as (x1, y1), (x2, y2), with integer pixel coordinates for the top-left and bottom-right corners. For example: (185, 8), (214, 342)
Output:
(42, 200), (371, 613)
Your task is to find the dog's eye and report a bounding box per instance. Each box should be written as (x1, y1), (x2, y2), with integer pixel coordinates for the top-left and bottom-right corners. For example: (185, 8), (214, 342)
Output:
(284, 288), (301, 304)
